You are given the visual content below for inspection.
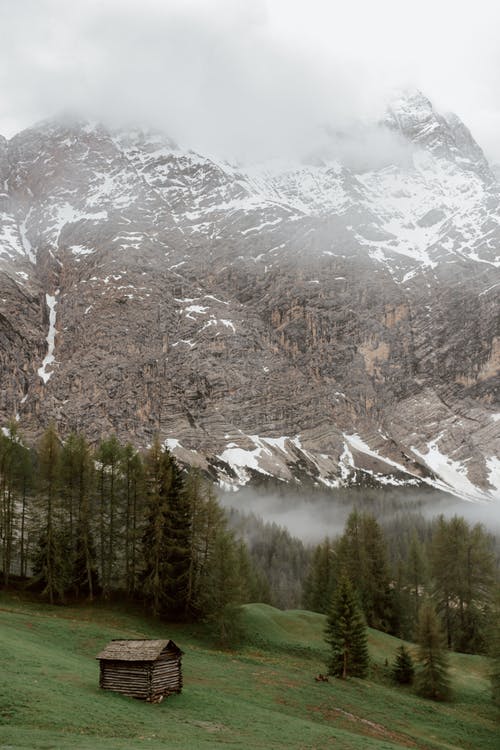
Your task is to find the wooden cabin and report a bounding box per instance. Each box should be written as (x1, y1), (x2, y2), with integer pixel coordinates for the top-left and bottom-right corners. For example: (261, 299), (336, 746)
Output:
(96, 639), (183, 702)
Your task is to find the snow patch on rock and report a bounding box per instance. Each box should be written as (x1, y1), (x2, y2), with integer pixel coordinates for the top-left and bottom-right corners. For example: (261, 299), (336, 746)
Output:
(37, 292), (59, 383)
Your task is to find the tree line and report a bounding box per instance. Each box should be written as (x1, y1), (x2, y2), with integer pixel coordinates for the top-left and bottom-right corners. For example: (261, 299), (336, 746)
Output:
(226, 508), (310, 609)
(2, 422), (500, 697)
(0, 422), (262, 642)
(303, 508), (499, 654)
(325, 572), (457, 700)
(306, 508), (500, 702)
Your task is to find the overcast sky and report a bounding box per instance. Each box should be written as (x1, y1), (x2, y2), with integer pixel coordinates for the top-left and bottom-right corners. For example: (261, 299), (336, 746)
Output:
(1, 0), (500, 162)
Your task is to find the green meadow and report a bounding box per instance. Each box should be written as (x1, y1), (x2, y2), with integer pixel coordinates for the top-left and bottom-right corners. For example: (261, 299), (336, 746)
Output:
(0, 593), (497, 749)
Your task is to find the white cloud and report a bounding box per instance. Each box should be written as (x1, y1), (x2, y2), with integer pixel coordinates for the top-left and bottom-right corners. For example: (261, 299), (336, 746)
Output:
(1, 0), (500, 162)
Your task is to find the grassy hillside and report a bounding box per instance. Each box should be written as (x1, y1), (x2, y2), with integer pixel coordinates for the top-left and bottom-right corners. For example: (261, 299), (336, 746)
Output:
(0, 593), (497, 749)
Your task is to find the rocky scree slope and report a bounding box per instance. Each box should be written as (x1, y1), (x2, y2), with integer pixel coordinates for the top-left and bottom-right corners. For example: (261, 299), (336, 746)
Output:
(0, 91), (498, 501)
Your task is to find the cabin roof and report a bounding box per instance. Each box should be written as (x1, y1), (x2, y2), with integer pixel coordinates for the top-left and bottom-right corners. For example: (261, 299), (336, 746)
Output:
(96, 639), (181, 661)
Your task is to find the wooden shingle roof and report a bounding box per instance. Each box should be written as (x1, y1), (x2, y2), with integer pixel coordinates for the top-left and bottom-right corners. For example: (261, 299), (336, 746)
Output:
(96, 639), (181, 661)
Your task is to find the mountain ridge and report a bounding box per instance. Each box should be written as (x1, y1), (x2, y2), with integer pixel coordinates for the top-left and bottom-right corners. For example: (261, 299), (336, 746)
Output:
(0, 91), (498, 502)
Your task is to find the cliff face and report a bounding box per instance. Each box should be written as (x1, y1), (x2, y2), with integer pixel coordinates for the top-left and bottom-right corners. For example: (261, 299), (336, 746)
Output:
(0, 93), (499, 501)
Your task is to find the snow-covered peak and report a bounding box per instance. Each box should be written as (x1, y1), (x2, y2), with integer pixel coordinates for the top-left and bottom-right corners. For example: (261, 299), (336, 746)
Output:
(385, 90), (493, 181)
(2, 92), (500, 282)
(10, 114), (105, 143)
(387, 89), (436, 122)
(112, 127), (178, 156)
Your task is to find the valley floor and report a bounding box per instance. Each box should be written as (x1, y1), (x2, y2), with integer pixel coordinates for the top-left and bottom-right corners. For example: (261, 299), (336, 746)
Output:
(0, 594), (498, 749)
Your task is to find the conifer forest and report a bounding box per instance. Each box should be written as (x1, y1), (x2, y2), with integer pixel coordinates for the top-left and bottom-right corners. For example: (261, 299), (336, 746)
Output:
(1, 421), (499, 685)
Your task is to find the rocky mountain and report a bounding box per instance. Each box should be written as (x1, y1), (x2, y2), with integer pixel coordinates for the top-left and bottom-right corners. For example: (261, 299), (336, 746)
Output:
(0, 90), (499, 502)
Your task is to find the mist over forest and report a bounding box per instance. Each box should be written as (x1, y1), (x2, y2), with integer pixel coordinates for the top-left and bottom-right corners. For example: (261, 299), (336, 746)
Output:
(219, 485), (500, 545)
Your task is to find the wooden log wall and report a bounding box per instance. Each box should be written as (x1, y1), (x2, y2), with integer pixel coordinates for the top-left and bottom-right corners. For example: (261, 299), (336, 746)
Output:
(99, 651), (182, 700)
(100, 660), (150, 698)
(151, 655), (182, 696)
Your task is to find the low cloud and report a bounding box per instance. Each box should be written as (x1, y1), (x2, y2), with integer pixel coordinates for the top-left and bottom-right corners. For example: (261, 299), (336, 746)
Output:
(219, 486), (500, 545)
(308, 125), (416, 172)
(0, 0), (437, 164)
(1, 1), (500, 163)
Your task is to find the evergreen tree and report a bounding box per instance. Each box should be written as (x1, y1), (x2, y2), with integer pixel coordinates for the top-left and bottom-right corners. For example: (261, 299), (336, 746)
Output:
(362, 514), (394, 630)
(31, 526), (71, 600)
(389, 556), (407, 639)
(0, 423), (33, 582)
(336, 510), (393, 631)
(95, 435), (124, 596)
(431, 515), (496, 652)
(142, 440), (190, 619)
(392, 644), (415, 684)
(490, 590), (500, 706)
(406, 530), (428, 625)
(60, 432), (81, 549)
(160, 450), (191, 619)
(202, 530), (245, 647)
(35, 424), (64, 603)
(142, 436), (169, 616)
(302, 537), (336, 613)
(227, 508), (310, 610)
(121, 443), (144, 596)
(415, 601), (451, 701)
(0, 422), (23, 583)
(235, 539), (271, 604)
(181, 469), (255, 636)
(183, 468), (228, 617)
(325, 576), (369, 679)
(61, 433), (97, 599)
(15, 442), (34, 579)
(69, 517), (99, 599)
(458, 523), (496, 653)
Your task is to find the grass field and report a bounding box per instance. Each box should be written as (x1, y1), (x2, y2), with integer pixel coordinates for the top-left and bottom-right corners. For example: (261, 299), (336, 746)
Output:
(0, 593), (498, 749)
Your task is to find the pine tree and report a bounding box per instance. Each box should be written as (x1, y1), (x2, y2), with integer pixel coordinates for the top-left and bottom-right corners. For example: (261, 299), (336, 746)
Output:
(389, 556), (407, 639)
(458, 523), (496, 654)
(95, 435), (124, 596)
(183, 468), (226, 618)
(302, 537), (336, 613)
(69, 517), (99, 599)
(142, 440), (190, 619)
(142, 436), (169, 616)
(0, 422), (33, 583)
(235, 539), (270, 604)
(406, 530), (428, 626)
(490, 590), (500, 706)
(336, 511), (393, 631)
(121, 443), (144, 596)
(325, 576), (369, 679)
(61, 433), (97, 599)
(392, 644), (415, 684)
(181, 469), (254, 637)
(227, 508), (309, 610)
(60, 432), (81, 550)
(362, 514), (393, 630)
(415, 601), (451, 701)
(15, 441), (34, 579)
(35, 424), (64, 603)
(431, 515), (496, 652)
(31, 526), (71, 601)
(202, 530), (245, 647)
(0, 422), (21, 583)
(160, 449), (191, 619)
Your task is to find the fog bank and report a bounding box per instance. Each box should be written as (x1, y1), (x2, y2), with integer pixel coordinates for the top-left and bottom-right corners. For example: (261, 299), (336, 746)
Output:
(219, 486), (500, 544)
(2, 1), (500, 163)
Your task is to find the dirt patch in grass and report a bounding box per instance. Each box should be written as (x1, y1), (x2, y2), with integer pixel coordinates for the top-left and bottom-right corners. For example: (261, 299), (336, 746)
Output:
(308, 703), (421, 748)
(191, 720), (229, 733)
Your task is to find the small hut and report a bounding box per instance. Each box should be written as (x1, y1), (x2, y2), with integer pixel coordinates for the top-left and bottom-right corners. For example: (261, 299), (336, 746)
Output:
(96, 639), (183, 702)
